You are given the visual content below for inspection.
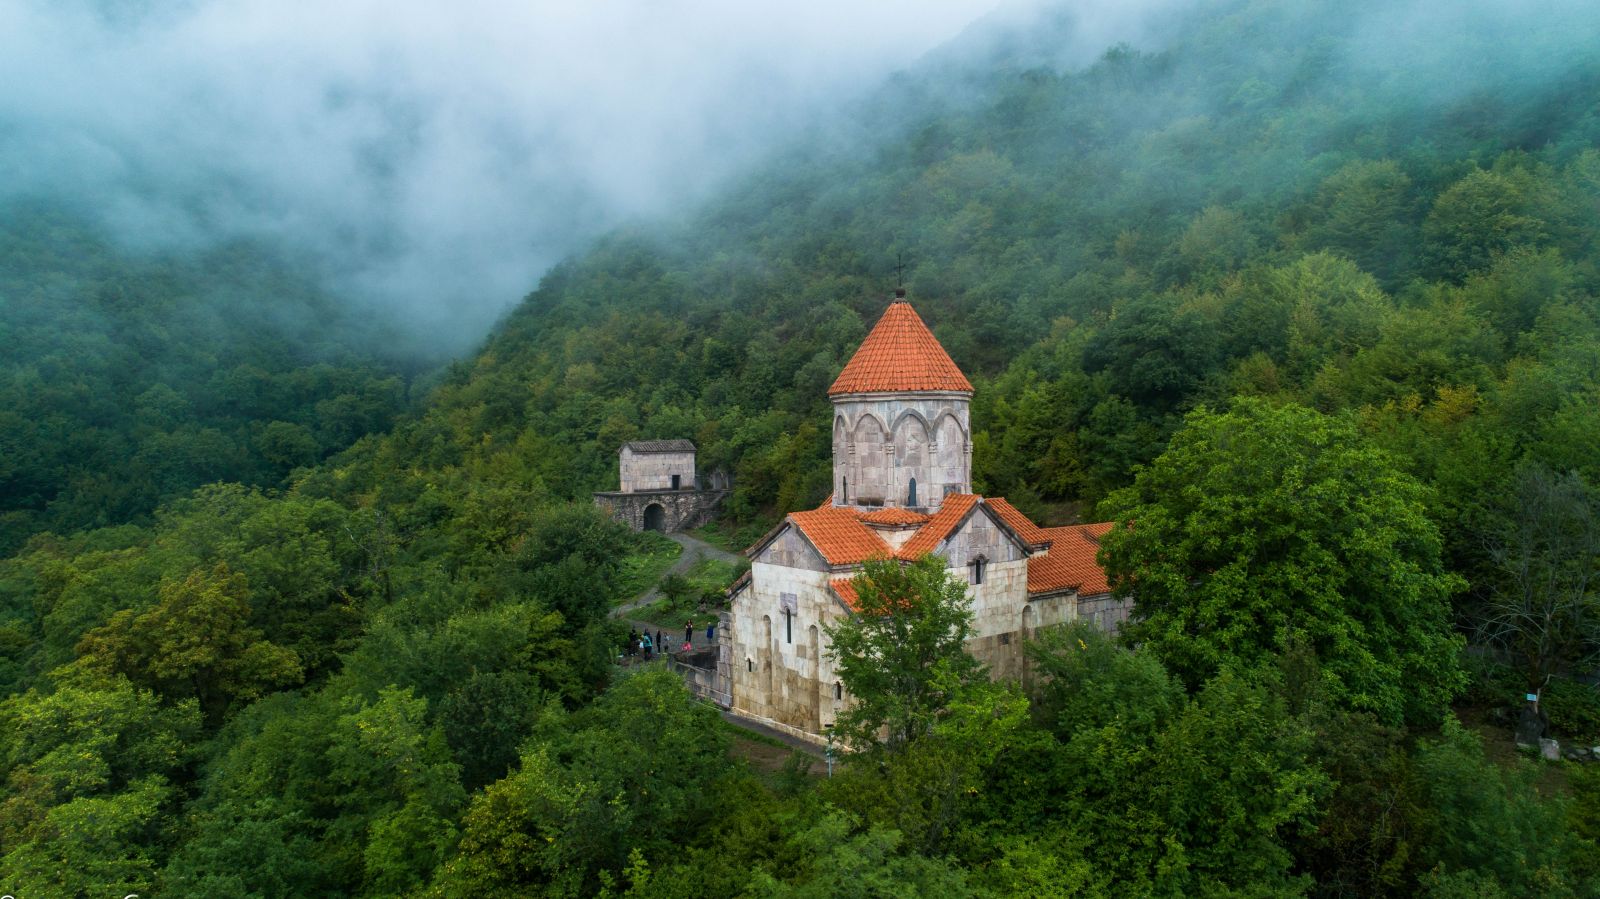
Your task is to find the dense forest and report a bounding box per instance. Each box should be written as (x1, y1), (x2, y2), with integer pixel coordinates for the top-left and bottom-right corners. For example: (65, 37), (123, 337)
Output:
(4, 0), (1600, 894)
(0, 204), (412, 554)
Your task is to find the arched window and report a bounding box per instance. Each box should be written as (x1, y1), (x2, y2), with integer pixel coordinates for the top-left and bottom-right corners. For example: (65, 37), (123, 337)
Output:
(970, 554), (987, 585)
(907, 477), (917, 507)
(842, 477), (848, 503)
(834, 682), (843, 700)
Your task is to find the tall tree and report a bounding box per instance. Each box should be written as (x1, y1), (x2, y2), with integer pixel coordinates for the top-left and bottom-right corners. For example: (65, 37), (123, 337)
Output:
(1099, 399), (1464, 726)
(825, 556), (985, 755)
(74, 562), (301, 723)
(1478, 463), (1600, 691)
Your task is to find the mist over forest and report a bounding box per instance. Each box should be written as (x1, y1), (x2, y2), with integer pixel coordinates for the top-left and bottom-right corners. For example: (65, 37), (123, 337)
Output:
(4, 0), (1600, 895)
(2, 0), (1031, 349)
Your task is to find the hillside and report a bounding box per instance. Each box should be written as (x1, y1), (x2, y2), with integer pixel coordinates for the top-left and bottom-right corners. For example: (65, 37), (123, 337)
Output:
(0, 204), (413, 553)
(3, 0), (1600, 895)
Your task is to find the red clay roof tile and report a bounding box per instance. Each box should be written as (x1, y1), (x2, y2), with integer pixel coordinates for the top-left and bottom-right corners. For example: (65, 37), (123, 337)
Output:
(828, 302), (974, 396)
(789, 506), (893, 566)
(830, 577), (861, 612)
(895, 493), (981, 559)
(854, 507), (931, 526)
(1027, 522), (1114, 596)
(983, 497), (1050, 545)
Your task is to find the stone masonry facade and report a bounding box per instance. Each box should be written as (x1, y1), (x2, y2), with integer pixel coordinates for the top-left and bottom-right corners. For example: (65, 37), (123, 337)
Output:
(718, 296), (1131, 745)
(593, 439), (727, 533)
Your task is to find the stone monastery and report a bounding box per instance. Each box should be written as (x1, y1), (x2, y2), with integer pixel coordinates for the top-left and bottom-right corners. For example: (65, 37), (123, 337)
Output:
(723, 293), (1128, 744)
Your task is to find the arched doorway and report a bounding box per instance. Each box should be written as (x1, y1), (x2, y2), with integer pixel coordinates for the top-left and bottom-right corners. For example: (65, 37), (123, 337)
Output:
(643, 503), (666, 531)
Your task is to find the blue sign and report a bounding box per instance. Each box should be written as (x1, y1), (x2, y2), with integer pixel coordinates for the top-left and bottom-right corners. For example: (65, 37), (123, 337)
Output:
(1527, 693), (1539, 702)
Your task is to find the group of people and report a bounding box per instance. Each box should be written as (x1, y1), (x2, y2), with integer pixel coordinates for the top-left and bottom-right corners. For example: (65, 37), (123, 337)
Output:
(625, 627), (666, 662)
(622, 619), (718, 664)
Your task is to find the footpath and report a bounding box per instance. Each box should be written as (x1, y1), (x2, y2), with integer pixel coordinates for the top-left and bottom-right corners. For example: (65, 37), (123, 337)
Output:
(613, 531), (740, 618)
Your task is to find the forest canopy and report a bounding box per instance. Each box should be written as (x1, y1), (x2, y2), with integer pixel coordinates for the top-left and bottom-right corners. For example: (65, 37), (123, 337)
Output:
(3, 0), (1600, 895)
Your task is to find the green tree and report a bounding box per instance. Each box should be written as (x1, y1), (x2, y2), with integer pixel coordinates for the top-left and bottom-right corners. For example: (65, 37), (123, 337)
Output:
(0, 673), (201, 898)
(75, 562), (302, 723)
(431, 668), (732, 898)
(746, 810), (974, 898)
(825, 556), (985, 754)
(1302, 159), (1417, 286)
(1023, 625), (1324, 895)
(1423, 166), (1554, 282)
(1413, 716), (1595, 896)
(1100, 399), (1465, 725)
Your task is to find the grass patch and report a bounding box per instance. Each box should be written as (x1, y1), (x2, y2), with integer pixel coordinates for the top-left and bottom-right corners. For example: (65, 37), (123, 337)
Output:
(685, 556), (742, 594)
(690, 519), (773, 554)
(718, 716), (793, 750)
(631, 599), (708, 635)
(614, 531), (682, 603)
(631, 556), (742, 632)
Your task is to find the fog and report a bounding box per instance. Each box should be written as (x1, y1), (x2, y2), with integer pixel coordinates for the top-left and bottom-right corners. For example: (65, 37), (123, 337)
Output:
(2, 0), (1024, 352)
(8, 0), (1589, 357)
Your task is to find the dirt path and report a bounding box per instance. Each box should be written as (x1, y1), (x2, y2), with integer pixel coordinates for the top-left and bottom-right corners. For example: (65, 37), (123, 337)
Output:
(613, 531), (740, 617)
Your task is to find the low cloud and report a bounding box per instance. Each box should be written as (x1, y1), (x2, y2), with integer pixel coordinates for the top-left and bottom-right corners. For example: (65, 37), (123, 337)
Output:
(2, 0), (1047, 352)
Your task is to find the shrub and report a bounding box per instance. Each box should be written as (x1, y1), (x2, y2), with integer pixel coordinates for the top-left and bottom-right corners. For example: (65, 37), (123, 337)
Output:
(1544, 678), (1600, 744)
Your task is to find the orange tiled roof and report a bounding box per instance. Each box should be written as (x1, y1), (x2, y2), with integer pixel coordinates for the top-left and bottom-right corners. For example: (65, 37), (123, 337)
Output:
(789, 506), (893, 566)
(830, 577), (861, 612)
(895, 493), (981, 559)
(983, 496), (1050, 545)
(854, 507), (931, 526)
(828, 301), (974, 396)
(1027, 522), (1114, 596)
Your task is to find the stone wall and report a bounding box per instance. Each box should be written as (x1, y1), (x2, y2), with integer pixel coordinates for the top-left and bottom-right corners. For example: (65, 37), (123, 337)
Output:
(1078, 592), (1134, 632)
(619, 448), (697, 492)
(592, 489), (727, 533)
(729, 554), (849, 744)
(725, 506), (1132, 745)
(831, 391), (971, 513)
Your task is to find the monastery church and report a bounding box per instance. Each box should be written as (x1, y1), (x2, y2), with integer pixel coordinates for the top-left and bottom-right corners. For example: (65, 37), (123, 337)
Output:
(724, 292), (1129, 744)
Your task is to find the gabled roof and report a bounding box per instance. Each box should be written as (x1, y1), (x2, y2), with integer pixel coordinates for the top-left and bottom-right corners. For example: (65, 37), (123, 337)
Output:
(828, 301), (974, 396)
(788, 506), (893, 566)
(751, 492), (1116, 599)
(1027, 523), (1114, 596)
(984, 497), (1050, 545)
(622, 439), (696, 454)
(895, 493), (981, 559)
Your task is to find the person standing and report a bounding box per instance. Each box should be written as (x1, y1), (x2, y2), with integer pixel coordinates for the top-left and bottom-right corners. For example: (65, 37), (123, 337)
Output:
(656, 630), (665, 655)
(706, 620), (715, 643)
(641, 632), (653, 661)
(684, 619), (694, 649)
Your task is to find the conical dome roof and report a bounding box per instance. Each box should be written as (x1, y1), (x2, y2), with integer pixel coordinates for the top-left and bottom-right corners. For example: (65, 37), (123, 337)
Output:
(827, 301), (973, 396)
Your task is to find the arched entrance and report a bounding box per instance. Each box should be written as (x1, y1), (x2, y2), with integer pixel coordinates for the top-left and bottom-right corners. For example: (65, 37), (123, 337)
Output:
(643, 503), (667, 531)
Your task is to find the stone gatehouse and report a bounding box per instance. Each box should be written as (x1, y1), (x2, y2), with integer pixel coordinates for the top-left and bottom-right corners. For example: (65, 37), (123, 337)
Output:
(593, 439), (728, 533)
